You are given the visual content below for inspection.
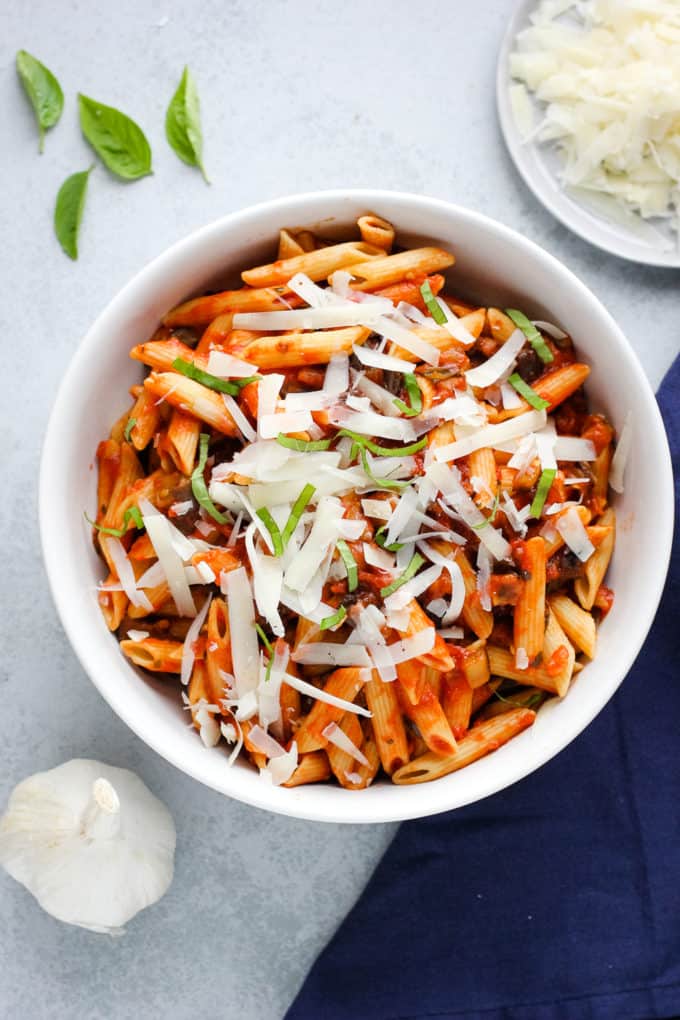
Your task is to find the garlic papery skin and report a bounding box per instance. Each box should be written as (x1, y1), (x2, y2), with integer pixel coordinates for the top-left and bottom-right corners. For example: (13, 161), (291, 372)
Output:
(0, 759), (176, 935)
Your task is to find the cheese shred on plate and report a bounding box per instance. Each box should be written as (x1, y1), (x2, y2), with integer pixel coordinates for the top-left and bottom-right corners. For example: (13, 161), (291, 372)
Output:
(90, 217), (619, 791)
(510, 0), (680, 241)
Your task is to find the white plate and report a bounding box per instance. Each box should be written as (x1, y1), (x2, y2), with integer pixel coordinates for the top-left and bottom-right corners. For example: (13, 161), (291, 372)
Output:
(496, 0), (680, 268)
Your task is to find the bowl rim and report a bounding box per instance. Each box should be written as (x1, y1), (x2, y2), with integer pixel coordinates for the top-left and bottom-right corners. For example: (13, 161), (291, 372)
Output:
(39, 188), (675, 823)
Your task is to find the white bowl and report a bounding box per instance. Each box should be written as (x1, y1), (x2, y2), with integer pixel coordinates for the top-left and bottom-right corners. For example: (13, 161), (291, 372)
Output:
(40, 190), (674, 824)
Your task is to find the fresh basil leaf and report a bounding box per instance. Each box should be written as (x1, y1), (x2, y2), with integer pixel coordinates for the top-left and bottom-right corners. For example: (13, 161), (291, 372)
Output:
(16, 50), (64, 152)
(78, 94), (152, 180)
(54, 166), (93, 260)
(165, 66), (209, 183)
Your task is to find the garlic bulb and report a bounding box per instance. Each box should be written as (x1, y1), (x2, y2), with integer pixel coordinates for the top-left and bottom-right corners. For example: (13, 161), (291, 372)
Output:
(0, 759), (176, 934)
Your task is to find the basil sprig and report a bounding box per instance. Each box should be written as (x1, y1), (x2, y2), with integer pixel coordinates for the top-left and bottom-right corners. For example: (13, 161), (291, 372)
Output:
(165, 66), (209, 183)
(16, 50), (64, 152)
(54, 166), (93, 260)
(78, 94), (152, 180)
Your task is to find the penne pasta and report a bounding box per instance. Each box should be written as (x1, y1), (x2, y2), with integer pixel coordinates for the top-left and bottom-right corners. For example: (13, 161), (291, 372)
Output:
(243, 241), (385, 287)
(513, 537), (547, 665)
(364, 673), (410, 774)
(357, 213), (395, 252)
(549, 594), (597, 659)
(575, 508), (616, 610)
(341, 247), (455, 290)
(392, 708), (536, 784)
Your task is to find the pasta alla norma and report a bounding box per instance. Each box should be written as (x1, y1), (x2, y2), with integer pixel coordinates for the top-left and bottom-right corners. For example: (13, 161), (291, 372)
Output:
(92, 215), (625, 788)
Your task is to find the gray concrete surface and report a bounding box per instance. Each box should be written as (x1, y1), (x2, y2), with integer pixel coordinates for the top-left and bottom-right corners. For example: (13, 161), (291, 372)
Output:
(0, 1), (677, 1017)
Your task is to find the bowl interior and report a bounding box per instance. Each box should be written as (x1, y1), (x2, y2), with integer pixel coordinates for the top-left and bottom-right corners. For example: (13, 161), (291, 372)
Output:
(40, 191), (673, 823)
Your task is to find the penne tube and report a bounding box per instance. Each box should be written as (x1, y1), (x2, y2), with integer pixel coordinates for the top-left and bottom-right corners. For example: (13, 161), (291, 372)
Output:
(543, 505), (592, 557)
(121, 637), (185, 673)
(205, 598), (232, 704)
(166, 409), (201, 476)
(127, 388), (161, 450)
(441, 293), (478, 317)
(532, 363), (590, 411)
(277, 228), (306, 259)
(468, 447), (498, 508)
(235, 325), (371, 370)
(341, 247), (455, 290)
(396, 659), (428, 706)
(99, 443), (144, 531)
(96, 439), (122, 518)
(280, 667), (302, 744)
(453, 546), (494, 640)
(591, 442), (612, 514)
(487, 645), (564, 695)
(326, 713), (365, 786)
(395, 598), (454, 672)
(98, 575), (128, 631)
(195, 312), (234, 355)
(575, 508), (616, 610)
(344, 734), (380, 789)
(397, 674), (457, 756)
(364, 673), (410, 774)
(513, 536), (547, 664)
(549, 594), (597, 658)
(294, 668), (369, 753)
(441, 673), (473, 739)
(130, 337), (208, 373)
(143, 371), (239, 435)
(243, 241), (385, 287)
(392, 708), (536, 784)
(486, 308), (517, 342)
(282, 750), (331, 787)
(542, 608), (576, 697)
(163, 286), (304, 328)
(357, 213), (395, 252)
(371, 273), (444, 311)
(457, 639), (491, 689)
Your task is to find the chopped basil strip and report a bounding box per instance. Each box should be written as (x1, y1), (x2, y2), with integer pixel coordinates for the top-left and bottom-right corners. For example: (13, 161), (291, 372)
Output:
(335, 429), (426, 457)
(255, 623), (273, 653)
(276, 434), (332, 452)
(375, 526), (404, 552)
(85, 505), (144, 537)
(393, 373), (423, 417)
(336, 539), (358, 592)
(124, 417), (137, 442)
(192, 433), (229, 524)
(420, 280), (447, 325)
(256, 507), (284, 557)
(16, 50), (64, 152)
(505, 309), (554, 364)
(358, 447), (409, 491)
(281, 483), (316, 548)
(530, 468), (557, 519)
(172, 358), (259, 395)
(319, 605), (347, 630)
(380, 552), (425, 597)
(507, 373), (550, 410)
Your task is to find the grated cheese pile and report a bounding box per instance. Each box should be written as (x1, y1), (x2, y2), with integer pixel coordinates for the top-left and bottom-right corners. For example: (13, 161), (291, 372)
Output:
(509, 0), (680, 239)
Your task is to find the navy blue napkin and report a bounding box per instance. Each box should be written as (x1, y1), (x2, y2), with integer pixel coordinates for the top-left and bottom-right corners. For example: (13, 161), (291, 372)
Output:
(287, 356), (680, 1020)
